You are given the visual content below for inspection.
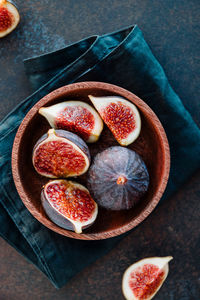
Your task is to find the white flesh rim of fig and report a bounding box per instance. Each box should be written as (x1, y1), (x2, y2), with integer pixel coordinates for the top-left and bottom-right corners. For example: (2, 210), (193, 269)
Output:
(0, 0), (20, 38)
(89, 95), (141, 146)
(32, 129), (90, 178)
(122, 256), (173, 300)
(39, 101), (104, 143)
(44, 179), (98, 233)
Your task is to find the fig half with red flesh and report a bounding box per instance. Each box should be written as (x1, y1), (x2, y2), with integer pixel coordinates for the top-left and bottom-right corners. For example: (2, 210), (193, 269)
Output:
(39, 101), (103, 143)
(42, 180), (98, 233)
(0, 0), (20, 38)
(87, 146), (149, 210)
(89, 95), (141, 146)
(122, 256), (173, 300)
(32, 129), (90, 178)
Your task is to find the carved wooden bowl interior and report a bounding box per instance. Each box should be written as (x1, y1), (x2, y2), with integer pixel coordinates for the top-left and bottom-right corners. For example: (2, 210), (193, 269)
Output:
(12, 82), (170, 240)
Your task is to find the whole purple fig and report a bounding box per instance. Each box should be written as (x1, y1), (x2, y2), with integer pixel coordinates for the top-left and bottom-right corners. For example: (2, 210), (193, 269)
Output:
(87, 146), (149, 210)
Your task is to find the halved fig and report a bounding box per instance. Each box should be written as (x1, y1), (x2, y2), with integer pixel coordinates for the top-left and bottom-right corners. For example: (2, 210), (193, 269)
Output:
(87, 146), (149, 210)
(122, 256), (173, 300)
(41, 180), (98, 233)
(32, 129), (90, 178)
(39, 101), (103, 143)
(89, 95), (141, 146)
(0, 0), (20, 38)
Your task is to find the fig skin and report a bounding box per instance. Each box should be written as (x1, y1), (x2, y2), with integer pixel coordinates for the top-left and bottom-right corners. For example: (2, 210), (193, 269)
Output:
(89, 95), (141, 146)
(41, 189), (74, 232)
(0, 0), (20, 38)
(32, 129), (90, 178)
(122, 256), (173, 300)
(41, 180), (98, 233)
(33, 129), (90, 160)
(39, 101), (104, 143)
(87, 146), (149, 210)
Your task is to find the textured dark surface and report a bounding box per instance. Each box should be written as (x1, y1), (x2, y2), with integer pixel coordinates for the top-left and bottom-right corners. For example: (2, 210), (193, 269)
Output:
(0, 0), (199, 299)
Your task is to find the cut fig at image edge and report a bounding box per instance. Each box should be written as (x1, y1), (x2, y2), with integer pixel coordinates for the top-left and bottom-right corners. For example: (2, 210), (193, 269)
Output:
(41, 180), (98, 234)
(122, 256), (173, 300)
(39, 101), (104, 143)
(32, 129), (90, 178)
(89, 95), (141, 146)
(0, 0), (20, 38)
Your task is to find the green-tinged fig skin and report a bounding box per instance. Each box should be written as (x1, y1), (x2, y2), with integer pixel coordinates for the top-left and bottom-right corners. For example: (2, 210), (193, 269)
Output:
(33, 129), (90, 161)
(122, 256), (173, 300)
(39, 101), (104, 143)
(87, 146), (149, 211)
(41, 189), (96, 232)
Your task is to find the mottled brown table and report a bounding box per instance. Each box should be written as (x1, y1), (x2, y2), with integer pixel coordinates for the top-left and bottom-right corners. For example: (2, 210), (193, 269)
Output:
(0, 1), (199, 299)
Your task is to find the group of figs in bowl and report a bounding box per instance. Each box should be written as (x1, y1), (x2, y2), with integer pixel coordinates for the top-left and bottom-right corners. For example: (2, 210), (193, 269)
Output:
(31, 93), (149, 233)
(12, 82), (170, 240)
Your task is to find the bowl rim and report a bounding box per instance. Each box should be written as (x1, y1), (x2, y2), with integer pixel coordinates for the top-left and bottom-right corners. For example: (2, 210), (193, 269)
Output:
(11, 81), (170, 240)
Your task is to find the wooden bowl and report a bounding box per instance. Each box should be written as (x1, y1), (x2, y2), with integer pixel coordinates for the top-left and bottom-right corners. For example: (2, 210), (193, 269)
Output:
(12, 82), (170, 240)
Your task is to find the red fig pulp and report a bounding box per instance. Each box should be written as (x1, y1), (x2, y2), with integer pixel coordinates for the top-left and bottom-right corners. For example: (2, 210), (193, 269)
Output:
(0, 0), (20, 38)
(32, 129), (90, 178)
(122, 257), (173, 300)
(39, 101), (103, 143)
(89, 95), (141, 146)
(87, 146), (149, 210)
(42, 180), (98, 233)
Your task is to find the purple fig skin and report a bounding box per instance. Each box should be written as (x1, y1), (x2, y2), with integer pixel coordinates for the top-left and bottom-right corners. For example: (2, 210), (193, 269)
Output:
(87, 146), (149, 210)
(41, 189), (74, 231)
(41, 188), (96, 232)
(33, 129), (90, 162)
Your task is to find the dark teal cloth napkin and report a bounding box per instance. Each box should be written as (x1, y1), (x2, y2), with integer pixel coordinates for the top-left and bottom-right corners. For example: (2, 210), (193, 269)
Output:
(0, 25), (200, 288)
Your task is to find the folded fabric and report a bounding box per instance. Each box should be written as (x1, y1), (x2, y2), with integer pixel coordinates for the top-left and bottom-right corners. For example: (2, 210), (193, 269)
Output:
(0, 25), (199, 288)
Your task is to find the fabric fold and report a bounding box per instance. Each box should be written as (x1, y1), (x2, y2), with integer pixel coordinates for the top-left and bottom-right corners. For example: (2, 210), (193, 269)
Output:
(0, 25), (199, 288)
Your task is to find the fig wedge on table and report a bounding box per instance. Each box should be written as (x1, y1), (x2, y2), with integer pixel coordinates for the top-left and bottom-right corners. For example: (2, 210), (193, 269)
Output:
(41, 180), (98, 233)
(39, 101), (103, 143)
(32, 129), (90, 178)
(89, 95), (141, 146)
(122, 256), (173, 300)
(0, 0), (20, 38)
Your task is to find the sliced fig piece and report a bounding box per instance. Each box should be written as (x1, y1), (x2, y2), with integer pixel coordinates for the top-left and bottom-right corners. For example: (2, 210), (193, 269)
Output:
(32, 129), (90, 178)
(89, 95), (141, 146)
(39, 101), (103, 143)
(87, 146), (149, 210)
(0, 0), (20, 38)
(42, 180), (98, 233)
(122, 256), (173, 300)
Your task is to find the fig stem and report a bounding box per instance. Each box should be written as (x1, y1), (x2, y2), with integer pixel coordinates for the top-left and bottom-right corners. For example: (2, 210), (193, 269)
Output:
(117, 175), (127, 185)
(47, 128), (56, 137)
